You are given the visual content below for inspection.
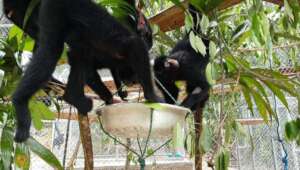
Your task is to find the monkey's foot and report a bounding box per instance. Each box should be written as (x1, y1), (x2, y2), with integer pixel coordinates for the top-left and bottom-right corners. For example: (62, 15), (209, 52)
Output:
(14, 127), (30, 143)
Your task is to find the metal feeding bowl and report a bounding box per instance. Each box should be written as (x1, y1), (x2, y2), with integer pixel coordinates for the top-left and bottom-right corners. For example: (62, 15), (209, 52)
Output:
(97, 103), (190, 139)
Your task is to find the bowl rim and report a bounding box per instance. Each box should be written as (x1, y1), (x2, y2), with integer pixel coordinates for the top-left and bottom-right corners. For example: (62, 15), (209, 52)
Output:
(98, 102), (191, 115)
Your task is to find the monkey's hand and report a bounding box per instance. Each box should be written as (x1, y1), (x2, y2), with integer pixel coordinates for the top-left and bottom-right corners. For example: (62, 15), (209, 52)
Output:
(112, 97), (123, 104)
(118, 90), (128, 100)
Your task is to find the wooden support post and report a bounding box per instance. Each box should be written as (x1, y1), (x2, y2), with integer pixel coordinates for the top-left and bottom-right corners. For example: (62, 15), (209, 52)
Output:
(194, 106), (204, 170)
(78, 114), (94, 170)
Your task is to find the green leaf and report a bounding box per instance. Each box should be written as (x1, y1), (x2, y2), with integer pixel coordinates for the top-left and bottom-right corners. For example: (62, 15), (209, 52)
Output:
(8, 26), (35, 52)
(232, 21), (251, 42)
(285, 121), (298, 140)
(284, 0), (295, 23)
(23, 0), (40, 28)
(200, 15), (209, 34)
(25, 137), (63, 170)
(241, 86), (254, 114)
(185, 12), (194, 33)
(263, 81), (290, 112)
(209, 41), (217, 59)
(215, 148), (230, 170)
(14, 143), (30, 170)
(172, 123), (184, 151)
(205, 63), (216, 85)
(146, 148), (155, 157)
(200, 123), (213, 152)
(250, 89), (271, 122)
(1, 126), (14, 170)
(29, 100), (55, 130)
(240, 75), (269, 102)
(144, 102), (165, 110)
(189, 31), (206, 56)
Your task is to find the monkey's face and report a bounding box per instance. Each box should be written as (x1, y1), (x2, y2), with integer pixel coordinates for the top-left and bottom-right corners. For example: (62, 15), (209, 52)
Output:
(154, 56), (180, 82)
(136, 15), (153, 50)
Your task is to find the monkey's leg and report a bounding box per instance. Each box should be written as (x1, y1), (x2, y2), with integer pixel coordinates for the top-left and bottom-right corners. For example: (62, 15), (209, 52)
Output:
(181, 81), (210, 110)
(85, 69), (114, 104)
(63, 50), (93, 114)
(12, 0), (66, 142)
(157, 82), (179, 104)
(123, 37), (164, 103)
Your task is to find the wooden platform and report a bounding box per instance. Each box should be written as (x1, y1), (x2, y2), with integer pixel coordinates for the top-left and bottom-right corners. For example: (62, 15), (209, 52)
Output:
(149, 0), (285, 32)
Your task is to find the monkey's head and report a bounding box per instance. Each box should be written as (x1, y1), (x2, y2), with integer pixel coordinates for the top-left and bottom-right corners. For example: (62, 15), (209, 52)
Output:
(123, 0), (153, 50)
(154, 55), (180, 81)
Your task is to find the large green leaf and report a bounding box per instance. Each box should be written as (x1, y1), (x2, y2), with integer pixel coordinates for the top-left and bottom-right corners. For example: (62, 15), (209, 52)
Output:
(232, 21), (251, 43)
(1, 126), (14, 170)
(240, 75), (269, 103)
(189, 31), (206, 56)
(263, 80), (290, 112)
(200, 15), (209, 34)
(250, 88), (272, 122)
(23, 0), (40, 28)
(200, 123), (213, 152)
(8, 26), (34, 52)
(241, 86), (254, 114)
(285, 118), (300, 145)
(25, 137), (63, 170)
(215, 148), (230, 170)
(209, 41), (217, 59)
(29, 100), (55, 130)
(14, 143), (30, 170)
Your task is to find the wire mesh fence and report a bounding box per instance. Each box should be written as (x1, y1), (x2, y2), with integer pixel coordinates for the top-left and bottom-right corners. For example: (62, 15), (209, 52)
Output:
(233, 97), (300, 170)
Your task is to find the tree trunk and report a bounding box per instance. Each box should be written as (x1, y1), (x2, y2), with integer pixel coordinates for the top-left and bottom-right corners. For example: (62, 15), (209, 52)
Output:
(78, 114), (94, 170)
(194, 106), (204, 170)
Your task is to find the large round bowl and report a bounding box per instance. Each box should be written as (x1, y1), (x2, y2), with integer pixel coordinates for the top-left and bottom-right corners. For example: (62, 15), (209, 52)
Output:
(98, 103), (190, 138)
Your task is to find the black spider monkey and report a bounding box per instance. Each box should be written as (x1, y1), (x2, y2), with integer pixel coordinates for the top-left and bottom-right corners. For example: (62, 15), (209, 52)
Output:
(3, 0), (162, 142)
(3, 0), (152, 100)
(154, 4), (210, 111)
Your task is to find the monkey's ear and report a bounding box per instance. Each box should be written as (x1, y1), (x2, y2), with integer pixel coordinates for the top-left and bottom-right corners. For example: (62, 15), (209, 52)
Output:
(164, 59), (179, 70)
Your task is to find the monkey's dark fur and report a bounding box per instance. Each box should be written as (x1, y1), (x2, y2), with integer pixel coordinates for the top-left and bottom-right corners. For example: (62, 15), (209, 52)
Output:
(154, 5), (210, 111)
(3, 0), (152, 100)
(3, 0), (161, 142)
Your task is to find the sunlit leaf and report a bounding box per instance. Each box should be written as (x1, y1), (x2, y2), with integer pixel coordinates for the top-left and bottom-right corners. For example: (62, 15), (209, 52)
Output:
(25, 137), (63, 170)
(14, 143), (30, 170)
(215, 148), (230, 170)
(200, 15), (209, 34)
(241, 86), (254, 114)
(1, 126), (14, 170)
(189, 31), (206, 56)
(209, 41), (217, 59)
(29, 100), (55, 130)
(263, 80), (290, 112)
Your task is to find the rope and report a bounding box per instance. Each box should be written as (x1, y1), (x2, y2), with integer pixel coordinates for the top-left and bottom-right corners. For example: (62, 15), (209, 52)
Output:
(62, 107), (72, 168)
(154, 76), (179, 105)
(268, 56), (289, 170)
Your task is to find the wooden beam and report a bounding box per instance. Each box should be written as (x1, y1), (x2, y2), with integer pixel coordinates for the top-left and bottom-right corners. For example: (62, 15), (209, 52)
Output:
(236, 118), (265, 125)
(149, 0), (285, 32)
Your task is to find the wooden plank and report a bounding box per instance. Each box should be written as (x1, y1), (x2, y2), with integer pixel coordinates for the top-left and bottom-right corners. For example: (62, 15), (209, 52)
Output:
(149, 0), (285, 32)
(236, 118), (265, 125)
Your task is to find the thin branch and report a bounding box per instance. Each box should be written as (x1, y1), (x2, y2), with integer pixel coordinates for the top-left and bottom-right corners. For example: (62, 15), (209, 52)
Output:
(78, 114), (94, 170)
